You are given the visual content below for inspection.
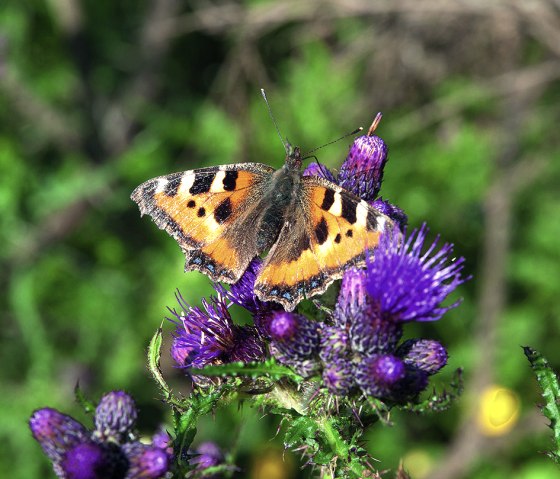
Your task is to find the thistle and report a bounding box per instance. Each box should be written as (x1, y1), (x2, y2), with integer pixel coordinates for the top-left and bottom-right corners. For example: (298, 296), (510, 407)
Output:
(29, 391), (170, 479)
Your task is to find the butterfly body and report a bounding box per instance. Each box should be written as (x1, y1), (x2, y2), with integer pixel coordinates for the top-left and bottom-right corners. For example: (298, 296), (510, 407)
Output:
(132, 146), (391, 310)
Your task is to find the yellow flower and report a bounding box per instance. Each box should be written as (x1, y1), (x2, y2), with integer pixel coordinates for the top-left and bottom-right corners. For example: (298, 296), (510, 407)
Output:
(477, 385), (520, 436)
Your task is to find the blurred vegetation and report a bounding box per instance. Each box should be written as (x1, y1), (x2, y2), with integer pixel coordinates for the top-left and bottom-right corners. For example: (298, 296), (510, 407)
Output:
(1, 1), (560, 478)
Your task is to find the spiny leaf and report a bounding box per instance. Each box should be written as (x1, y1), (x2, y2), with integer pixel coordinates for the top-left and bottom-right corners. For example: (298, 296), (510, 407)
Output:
(283, 415), (371, 478)
(173, 384), (238, 470)
(364, 397), (392, 425)
(189, 359), (304, 382)
(401, 368), (463, 413)
(74, 383), (96, 415)
(524, 346), (560, 464)
(284, 416), (322, 457)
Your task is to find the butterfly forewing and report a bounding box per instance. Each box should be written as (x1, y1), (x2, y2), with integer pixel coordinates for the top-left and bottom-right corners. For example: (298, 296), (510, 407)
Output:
(131, 163), (275, 282)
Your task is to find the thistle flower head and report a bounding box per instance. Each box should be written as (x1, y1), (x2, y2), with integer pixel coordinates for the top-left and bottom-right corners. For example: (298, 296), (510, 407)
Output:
(215, 258), (281, 338)
(349, 316), (403, 356)
(189, 442), (226, 479)
(355, 354), (406, 398)
(94, 391), (137, 443)
(150, 428), (172, 453)
(366, 224), (467, 323)
(29, 408), (90, 465)
(303, 162), (336, 182)
(169, 291), (265, 371)
(334, 268), (369, 329)
(322, 359), (355, 396)
(269, 311), (321, 377)
(338, 116), (388, 201)
(190, 442), (224, 469)
(370, 197), (408, 231)
(60, 442), (127, 479)
(122, 443), (170, 479)
(220, 258), (273, 315)
(29, 392), (170, 479)
(319, 326), (350, 362)
(397, 339), (448, 375)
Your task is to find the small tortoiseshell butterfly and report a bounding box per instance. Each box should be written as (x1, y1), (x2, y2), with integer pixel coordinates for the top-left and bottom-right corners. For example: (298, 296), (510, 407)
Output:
(131, 137), (392, 311)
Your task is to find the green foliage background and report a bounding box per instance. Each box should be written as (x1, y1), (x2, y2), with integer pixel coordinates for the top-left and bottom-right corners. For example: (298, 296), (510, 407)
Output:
(1, 1), (560, 478)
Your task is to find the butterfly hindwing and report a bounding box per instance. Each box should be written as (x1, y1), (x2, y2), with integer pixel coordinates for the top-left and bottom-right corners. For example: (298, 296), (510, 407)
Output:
(255, 176), (391, 310)
(131, 163), (275, 282)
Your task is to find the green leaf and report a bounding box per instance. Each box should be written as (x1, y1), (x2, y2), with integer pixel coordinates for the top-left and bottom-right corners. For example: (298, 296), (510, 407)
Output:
(400, 368), (463, 413)
(524, 346), (560, 464)
(147, 325), (171, 397)
(190, 359), (304, 383)
(172, 384), (238, 472)
(73, 383), (96, 415)
(284, 416), (322, 454)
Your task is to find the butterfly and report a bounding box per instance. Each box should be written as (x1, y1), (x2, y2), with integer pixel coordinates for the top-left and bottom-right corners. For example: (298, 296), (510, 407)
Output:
(131, 144), (392, 311)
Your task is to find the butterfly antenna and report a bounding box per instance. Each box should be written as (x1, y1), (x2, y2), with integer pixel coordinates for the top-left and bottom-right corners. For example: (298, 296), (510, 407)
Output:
(261, 89), (290, 154)
(303, 127), (363, 158)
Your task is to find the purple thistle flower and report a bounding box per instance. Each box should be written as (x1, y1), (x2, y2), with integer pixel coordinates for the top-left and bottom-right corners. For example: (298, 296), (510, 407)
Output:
(303, 162), (337, 182)
(62, 442), (127, 479)
(397, 339), (448, 375)
(335, 268), (403, 355)
(355, 354), (406, 398)
(190, 442), (227, 479)
(122, 443), (169, 479)
(338, 115), (388, 202)
(370, 197), (408, 231)
(322, 359), (355, 396)
(333, 268), (369, 329)
(30, 408), (90, 465)
(319, 326), (350, 362)
(319, 326), (356, 394)
(349, 317), (403, 356)
(169, 290), (265, 371)
(94, 391), (137, 443)
(151, 428), (171, 452)
(60, 442), (105, 479)
(269, 311), (321, 377)
(218, 258), (267, 315)
(365, 224), (467, 323)
(190, 441), (224, 469)
(215, 258), (282, 338)
(29, 392), (170, 479)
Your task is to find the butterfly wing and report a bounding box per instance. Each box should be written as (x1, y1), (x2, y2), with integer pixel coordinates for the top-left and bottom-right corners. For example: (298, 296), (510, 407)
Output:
(131, 163), (275, 283)
(254, 176), (392, 310)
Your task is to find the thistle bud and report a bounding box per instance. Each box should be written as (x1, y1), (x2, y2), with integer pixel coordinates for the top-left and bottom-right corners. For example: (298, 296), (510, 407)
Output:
(94, 391), (137, 443)
(397, 339), (448, 375)
(355, 354), (406, 398)
(62, 442), (127, 479)
(322, 359), (354, 396)
(338, 114), (388, 201)
(123, 443), (170, 479)
(269, 312), (320, 377)
(29, 408), (90, 463)
(350, 316), (403, 356)
(334, 268), (369, 329)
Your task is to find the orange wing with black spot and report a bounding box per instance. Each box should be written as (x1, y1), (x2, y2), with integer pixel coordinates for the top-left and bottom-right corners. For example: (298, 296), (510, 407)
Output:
(131, 163), (274, 283)
(254, 176), (392, 310)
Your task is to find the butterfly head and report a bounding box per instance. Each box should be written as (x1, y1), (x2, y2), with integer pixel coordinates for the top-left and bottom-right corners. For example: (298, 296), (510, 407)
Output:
(285, 143), (303, 171)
